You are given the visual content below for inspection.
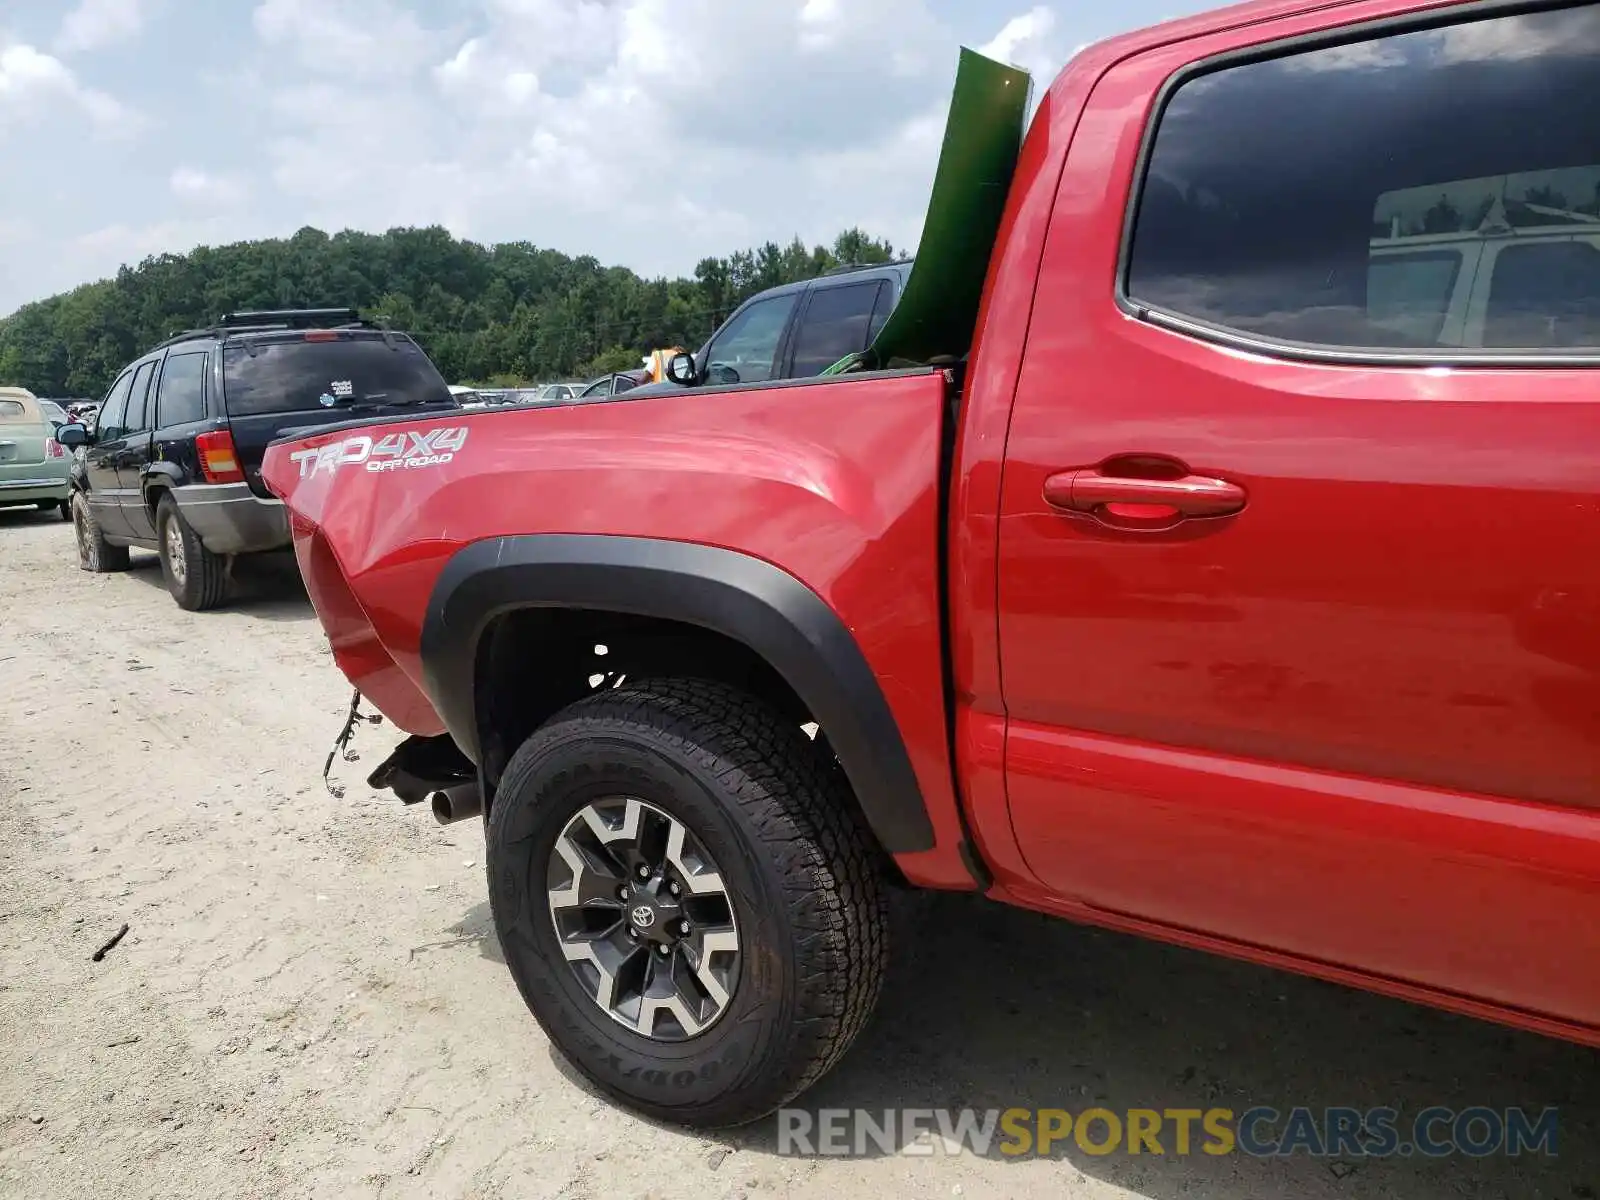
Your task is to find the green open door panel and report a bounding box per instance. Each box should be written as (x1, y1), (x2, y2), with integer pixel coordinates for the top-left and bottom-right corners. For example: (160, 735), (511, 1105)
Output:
(825, 48), (1032, 374)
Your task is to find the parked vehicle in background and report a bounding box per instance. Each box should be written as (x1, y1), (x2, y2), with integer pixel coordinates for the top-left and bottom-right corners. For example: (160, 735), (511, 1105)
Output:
(37, 399), (69, 431)
(634, 261), (912, 396)
(264, 0), (1600, 1131)
(0, 387), (71, 519)
(57, 308), (460, 610)
(535, 382), (586, 401)
(577, 370), (647, 399)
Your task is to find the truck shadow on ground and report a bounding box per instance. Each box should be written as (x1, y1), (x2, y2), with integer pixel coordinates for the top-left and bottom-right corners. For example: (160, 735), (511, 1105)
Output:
(494, 889), (1595, 1199)
(122, 548), (314, 621)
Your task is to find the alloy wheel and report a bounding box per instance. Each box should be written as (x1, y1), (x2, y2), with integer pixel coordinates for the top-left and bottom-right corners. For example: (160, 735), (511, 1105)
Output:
(163, 515), (187, 586)
(546, 797), (740, 1041)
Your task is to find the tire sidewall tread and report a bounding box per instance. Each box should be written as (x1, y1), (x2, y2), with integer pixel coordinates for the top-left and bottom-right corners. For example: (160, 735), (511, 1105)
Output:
(72, 492), (129, 573)
(156, 494), (227, 610)
(486, 678), (889, 1128)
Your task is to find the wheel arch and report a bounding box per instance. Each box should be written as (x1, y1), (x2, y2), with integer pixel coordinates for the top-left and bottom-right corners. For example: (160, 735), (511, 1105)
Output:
(143, 465), (182, 515)
(419, 534), (937, 857)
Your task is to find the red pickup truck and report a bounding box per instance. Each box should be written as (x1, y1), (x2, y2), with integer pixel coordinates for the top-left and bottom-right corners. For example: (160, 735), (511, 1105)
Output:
(264, 0), (1600, 1129)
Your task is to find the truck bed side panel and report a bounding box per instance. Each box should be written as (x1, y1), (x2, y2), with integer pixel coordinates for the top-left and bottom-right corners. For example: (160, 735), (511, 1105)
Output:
(263, 370), (971, 883)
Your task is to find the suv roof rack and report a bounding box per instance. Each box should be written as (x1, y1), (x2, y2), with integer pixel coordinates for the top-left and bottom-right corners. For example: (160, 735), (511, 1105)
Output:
(820, 257), (915, 276)
(154, 307), (387, 352)
(216, 307), (362, 329)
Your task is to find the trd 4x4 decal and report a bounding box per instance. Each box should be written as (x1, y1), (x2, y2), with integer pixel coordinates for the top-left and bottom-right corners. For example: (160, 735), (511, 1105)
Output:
(289, 427), (468, 478)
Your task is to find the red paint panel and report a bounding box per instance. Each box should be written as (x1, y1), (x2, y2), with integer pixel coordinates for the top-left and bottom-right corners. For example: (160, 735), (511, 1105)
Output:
(1007, 723), (1600, 1029)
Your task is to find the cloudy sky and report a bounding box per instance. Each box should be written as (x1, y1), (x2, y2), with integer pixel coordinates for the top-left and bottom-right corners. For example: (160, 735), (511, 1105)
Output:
(0, 0), (1199, 317)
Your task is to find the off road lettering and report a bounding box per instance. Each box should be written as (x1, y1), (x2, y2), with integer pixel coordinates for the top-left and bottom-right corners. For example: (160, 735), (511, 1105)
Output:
(289, 426), (469, 478)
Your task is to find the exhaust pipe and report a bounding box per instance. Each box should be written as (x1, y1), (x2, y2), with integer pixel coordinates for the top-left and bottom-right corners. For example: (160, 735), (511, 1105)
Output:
(431, 783), (482, 825)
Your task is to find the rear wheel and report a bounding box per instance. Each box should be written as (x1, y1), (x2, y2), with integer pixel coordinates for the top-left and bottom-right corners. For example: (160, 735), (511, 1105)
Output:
(58, 499), (71, 521)
(486, 679), (889, 1128)
(156, 494), (228, 611)
(72, 493), (129, 573)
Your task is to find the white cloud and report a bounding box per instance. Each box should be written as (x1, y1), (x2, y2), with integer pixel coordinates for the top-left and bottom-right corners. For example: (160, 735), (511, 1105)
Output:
(56, 0), (145, 54)
(252, 0), (440, 79)
(0, 40), (136, 134)
(230, 0), (1081, 280)
(1, 0), (1086, 316)
(169, 167), (248, 207)
(980, 6), (1059, 74)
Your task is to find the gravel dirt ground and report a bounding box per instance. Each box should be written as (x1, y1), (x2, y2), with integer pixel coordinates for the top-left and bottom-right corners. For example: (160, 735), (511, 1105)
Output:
(1, 506), (1595, 1200)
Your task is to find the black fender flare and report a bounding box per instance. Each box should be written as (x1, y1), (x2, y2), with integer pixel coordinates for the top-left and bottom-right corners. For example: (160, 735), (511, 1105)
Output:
(141, 464), (182, 507)
(419, 534), (936, 855)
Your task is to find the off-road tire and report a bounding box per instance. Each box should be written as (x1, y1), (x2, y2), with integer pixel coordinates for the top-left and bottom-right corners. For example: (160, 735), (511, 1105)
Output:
(486, 678), (890, 1128)
(156, 493), (228, 611)
(72, 492), (129, 572)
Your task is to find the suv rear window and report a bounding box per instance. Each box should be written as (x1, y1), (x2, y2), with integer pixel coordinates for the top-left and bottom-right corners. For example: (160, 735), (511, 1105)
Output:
(221, 334), (451, 416)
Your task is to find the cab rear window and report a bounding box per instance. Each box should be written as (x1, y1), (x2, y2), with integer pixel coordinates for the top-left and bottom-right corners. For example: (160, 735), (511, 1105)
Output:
(221, 334), (452, 416)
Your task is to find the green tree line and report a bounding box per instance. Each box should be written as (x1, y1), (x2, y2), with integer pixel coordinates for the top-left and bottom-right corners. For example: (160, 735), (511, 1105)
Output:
(0, 224), (901, 397)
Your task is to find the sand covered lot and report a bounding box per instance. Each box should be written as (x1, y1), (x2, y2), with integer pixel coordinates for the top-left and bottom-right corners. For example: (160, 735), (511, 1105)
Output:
(1, 507), (1594, 1200)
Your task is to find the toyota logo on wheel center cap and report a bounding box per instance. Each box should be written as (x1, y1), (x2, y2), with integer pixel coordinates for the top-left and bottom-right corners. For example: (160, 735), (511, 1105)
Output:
(630, 905), (656, 929)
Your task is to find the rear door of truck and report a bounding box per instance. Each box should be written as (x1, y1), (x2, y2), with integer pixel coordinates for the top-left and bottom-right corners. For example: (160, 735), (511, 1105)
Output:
(996, 0), (1600, 1027)
(220, 331), (460, 497)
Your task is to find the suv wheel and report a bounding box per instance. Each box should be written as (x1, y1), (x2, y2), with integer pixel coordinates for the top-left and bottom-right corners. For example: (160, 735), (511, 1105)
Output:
(72, 493), (130, 573)
(487, 679), (889, 1128)
(155, 494), (228, 611)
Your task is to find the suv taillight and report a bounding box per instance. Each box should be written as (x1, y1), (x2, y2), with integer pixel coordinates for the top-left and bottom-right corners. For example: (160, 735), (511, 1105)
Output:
(45, 438), (65, 458)
(196, 430), (246, 484)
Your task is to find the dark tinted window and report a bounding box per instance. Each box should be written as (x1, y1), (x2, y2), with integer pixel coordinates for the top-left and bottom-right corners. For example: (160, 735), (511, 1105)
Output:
(703, 293), (798, 384)
(96, 371), (133, 440)
(613, 374), (638, 394)
(221, 334), (451, 416)
(1366, 251), (1462, 344)
(125, 362), (156, 433)
(1126, 4), (1600, 354)
(790, 282), (884, 376)
(156, 352), (208, 426)
(1484, 240), (1600, 348)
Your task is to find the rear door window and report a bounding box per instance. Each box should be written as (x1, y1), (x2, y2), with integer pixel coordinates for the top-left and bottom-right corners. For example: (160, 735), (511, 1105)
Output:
(1366, 251), (1465, 344)
(1125, 2), (1600, 356)
(789, 281), (885, 376)
(221, 334), (451, 416)
(156, 352), (209, 426)
(1483, 239), (1600, 348)
(125, 362), (157, 433)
